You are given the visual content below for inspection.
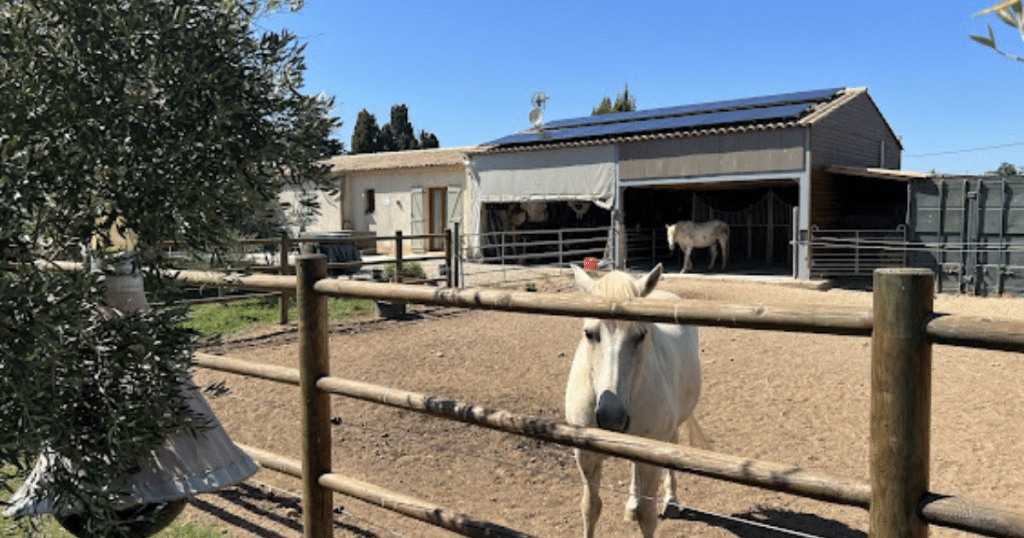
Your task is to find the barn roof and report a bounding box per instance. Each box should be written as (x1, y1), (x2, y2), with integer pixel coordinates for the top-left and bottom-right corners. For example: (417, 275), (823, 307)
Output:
(324, 146), (490, 174)
(826, 165), (934, 181)
(481, 87), (883, 152)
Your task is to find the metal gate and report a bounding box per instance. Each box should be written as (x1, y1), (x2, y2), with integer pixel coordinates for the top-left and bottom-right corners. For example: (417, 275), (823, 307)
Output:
(908, 175), (1024, 296)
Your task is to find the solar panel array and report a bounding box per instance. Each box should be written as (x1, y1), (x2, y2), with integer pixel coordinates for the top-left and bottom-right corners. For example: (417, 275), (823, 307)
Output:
(483, 87), (844, 147)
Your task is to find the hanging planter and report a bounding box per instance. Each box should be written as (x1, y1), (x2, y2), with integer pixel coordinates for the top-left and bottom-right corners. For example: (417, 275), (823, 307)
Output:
(4, 251), (259, 537)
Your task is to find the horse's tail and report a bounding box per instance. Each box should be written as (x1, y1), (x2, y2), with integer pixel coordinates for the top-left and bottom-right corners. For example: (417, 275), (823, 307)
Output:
(684, 416), (711, 450)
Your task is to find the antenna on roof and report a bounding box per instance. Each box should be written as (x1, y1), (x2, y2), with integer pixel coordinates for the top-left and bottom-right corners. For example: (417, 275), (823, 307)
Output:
(529, 91), (549, 129)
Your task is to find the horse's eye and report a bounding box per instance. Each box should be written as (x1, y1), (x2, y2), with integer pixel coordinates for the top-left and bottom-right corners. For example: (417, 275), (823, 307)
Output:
(633, 330), (648, 345)
(584, 329), (600, 343)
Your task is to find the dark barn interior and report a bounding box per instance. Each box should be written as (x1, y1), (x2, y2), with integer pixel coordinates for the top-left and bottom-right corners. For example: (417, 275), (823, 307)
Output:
(623, 183), (799, 274)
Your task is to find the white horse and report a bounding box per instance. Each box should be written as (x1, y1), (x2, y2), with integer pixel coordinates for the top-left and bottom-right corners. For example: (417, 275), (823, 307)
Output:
(566, 263), (706, 538)
(666, 220), (730, 273)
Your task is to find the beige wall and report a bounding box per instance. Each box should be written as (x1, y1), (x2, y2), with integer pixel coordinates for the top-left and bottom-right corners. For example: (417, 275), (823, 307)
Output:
(342, 167), (465, 254)
(619, 129), (806, 180)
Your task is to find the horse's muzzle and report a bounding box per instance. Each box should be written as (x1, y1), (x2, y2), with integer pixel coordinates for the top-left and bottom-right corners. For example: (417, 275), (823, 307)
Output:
(595, 390), (630, 433)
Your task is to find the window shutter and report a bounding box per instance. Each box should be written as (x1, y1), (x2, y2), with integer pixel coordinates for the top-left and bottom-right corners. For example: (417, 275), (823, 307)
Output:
(446, 186), (462, 227)
(410, 187), (425, 253)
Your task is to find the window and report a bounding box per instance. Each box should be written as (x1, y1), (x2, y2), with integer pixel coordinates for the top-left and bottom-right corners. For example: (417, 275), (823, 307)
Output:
(364, 189), (375, 214)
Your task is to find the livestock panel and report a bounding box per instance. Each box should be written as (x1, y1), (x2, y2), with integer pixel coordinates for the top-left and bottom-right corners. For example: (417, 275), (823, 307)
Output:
(908, 176), (1024, 296)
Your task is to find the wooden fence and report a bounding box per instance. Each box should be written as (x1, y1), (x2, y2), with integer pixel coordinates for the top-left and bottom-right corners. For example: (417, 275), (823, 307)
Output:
(175, 260), (1024, 538)
(164, 231), (456, 322)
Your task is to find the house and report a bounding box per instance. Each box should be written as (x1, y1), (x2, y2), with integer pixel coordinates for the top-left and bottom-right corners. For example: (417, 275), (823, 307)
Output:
(316, 146), (488, 254)
(466, 87), (905, 279)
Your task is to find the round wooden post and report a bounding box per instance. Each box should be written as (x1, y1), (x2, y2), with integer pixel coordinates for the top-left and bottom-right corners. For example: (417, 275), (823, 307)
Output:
(297, 255), (332, 538)
(870, 268), (935, 538)
(279, 234), (291, 325)
(445, 229), (453, 288)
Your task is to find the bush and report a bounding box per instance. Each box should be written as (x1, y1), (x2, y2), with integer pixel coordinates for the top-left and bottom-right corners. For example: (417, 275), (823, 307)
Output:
(383, 262), (426, 282)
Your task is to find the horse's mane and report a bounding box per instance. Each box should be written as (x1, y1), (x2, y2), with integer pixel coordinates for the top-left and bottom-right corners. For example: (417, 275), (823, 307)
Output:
(593, 271), (641, 300)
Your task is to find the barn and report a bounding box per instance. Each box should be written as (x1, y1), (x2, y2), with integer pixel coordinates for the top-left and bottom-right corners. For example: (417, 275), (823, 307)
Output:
(466, 87), (904, 279)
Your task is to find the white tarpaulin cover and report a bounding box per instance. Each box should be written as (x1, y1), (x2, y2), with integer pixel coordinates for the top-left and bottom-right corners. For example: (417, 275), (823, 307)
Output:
(468, 144), (616, 209)
(465, 145), (616, 254)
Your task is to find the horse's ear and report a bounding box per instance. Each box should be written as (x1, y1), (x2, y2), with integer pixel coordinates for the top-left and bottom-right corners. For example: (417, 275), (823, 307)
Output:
(571, 264), (596, 295)
(635, 263), (662, 297)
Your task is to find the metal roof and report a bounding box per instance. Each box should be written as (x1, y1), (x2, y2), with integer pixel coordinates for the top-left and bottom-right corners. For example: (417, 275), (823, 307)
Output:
(482, 87), (851, 149)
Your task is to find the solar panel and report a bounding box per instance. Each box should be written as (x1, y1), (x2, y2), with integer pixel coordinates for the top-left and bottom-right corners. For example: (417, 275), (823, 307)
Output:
(482, 102), (812, 146)
(541, 87), (843, 131)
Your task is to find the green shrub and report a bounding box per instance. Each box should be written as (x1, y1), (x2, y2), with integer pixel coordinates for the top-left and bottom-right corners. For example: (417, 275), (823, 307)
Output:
(383, 262), (426, 281)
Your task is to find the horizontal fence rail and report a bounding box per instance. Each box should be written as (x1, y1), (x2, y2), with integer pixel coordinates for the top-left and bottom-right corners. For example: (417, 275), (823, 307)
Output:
(177, 267), (1024, 352)
(170, 263), (1024, 538)
(194, 348), (1024, 538)
(193, 353), (872, 508)
(235, 443), (541, 538)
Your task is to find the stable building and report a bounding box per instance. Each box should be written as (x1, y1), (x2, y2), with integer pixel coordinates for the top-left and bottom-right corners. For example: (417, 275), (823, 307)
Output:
(466, 87), (904, 279)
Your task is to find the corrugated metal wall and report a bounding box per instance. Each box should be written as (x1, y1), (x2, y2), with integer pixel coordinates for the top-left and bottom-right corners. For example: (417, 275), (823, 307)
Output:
(908, 176), (1024, 296)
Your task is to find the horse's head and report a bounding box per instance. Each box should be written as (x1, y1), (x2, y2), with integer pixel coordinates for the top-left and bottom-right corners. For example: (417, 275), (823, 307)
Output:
(666, 224), (677, 252)
(571, 264), (663, 433)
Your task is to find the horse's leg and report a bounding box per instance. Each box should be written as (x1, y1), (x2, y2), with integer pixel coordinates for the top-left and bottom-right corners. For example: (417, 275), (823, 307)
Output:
(721, 237), (729, 270)
(681, 246), (692, 273)
(708, 243), (718, 270)
(575, 448), (604, 538)
(660, 429), (681, 516)
(627, 462), (663, 538)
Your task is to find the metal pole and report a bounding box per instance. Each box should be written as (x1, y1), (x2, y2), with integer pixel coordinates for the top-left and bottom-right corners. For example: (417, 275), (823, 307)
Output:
(297, 255), (332, 538)
(869, 268), (934, 538)
(558, 229), (563, 266)
(453, 222), (461, 288)
(395, 231), (403, 284)
(279, 234), (291, 324)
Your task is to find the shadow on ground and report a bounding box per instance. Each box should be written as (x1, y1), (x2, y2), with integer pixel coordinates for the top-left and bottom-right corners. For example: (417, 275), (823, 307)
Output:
(665, 505), (866, 538)
(189, 483), (381, 538)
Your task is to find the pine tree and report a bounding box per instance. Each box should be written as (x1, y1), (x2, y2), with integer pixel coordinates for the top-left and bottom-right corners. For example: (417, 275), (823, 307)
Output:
(419, 129), (440, 149)
(351, 109), (381, 154)
(592, 83), (637, 115)
(389, 104), (420, 150)
(352, 104), (438, 153)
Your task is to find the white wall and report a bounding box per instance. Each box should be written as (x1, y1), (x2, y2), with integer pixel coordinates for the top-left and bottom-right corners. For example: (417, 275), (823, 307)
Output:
(345, 167), (465, 254)
(278, 184), (342, 236)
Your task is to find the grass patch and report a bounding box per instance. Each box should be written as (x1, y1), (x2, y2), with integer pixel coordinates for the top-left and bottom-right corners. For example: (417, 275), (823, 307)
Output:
(183, 295), (374, 336)
(2, 467), (228, 537)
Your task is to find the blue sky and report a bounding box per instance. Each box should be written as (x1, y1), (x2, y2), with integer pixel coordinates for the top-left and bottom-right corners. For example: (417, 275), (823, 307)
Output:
(263, 1), (1023, 175)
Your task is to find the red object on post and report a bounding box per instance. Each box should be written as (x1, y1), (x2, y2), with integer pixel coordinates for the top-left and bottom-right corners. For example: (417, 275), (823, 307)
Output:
(583, 257), (599, 270)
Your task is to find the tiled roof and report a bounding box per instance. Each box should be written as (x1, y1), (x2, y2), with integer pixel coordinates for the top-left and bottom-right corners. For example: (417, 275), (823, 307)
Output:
(324, 146), (490, 174)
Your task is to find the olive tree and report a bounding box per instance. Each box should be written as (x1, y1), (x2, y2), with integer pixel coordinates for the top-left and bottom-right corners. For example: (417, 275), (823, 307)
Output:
(971, 0), (1024, 62)
(0, 0), (338, 534)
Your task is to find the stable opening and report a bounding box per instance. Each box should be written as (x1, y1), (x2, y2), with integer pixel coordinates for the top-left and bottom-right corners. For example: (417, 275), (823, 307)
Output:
(623, 183), (798, 274)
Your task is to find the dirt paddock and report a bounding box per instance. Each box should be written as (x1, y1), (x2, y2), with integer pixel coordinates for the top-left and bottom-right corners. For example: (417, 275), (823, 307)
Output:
(179, 271), (1024, 538)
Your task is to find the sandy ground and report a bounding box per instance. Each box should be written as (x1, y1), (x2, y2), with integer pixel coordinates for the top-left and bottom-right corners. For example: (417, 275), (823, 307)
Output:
(175, 269), (1024, 538)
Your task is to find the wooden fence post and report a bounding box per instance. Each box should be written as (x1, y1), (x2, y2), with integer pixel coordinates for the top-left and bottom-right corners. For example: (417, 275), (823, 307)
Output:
(869, 268), (935, 538)
(394, 231), (403, 283)
(297, 255), (332, 538)
(279, 234), (291, 325)
(445, 229), (453, 288)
